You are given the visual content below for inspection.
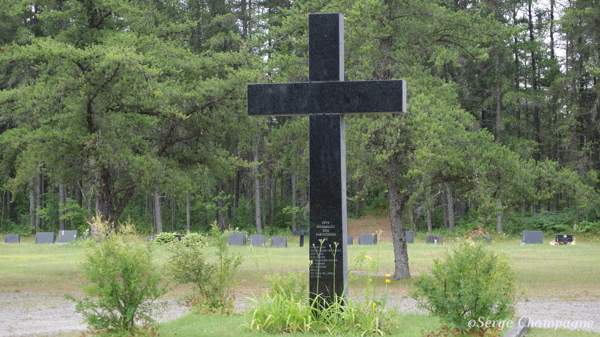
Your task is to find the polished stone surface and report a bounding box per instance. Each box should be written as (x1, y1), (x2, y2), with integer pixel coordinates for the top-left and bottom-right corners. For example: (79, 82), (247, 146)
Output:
(358, 233), (377, 245)
(227, 233), (245, 246)
(248, 80), (407, 116)
(405, 231), (414, 244)
(35, 232), (55, 244)
(4, 234), (20, 243)
(522, 230), (543, 244)
(247, 13), (407, 305)
(148, 236), (156, 242)
(308, 114), (347, 301)
(556, 234), (573, 244)
(347, 236), (352, 245)
(426, 235), (444, 244)
(251, 235), (265, 247)
(309, 13), (343, 82)
(58, 230), (77, 243)
(271, 236), (288, 248)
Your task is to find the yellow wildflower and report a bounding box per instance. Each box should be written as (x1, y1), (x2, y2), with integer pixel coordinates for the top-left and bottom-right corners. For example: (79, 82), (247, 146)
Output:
(372, 302), (377, 309)
(365, 255), (372, 260)
(384, 279), (392, 284)
(384, 273), (392, 278)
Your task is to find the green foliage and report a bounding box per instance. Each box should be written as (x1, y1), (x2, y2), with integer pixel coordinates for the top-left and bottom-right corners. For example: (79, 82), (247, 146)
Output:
(67, 237), (168, 332)
(412, 242), (516, 332)
(244, 291), (390, 335)
(514, 211), (576, 233)
(154, 232), (178, 245)
(180, 233), (205, 247)
(167, 222), (242, 313)
(265, 272), (307, 300)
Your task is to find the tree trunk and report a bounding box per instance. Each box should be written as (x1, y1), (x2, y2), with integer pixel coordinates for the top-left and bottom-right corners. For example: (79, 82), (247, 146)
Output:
(291, 172), (297, 231)
(407, 203), (415, 231)
(253, 135), (261, 234)
(87, 182), (93, 223)
(387, 156), (410, 280)
(59, 184), (66, 231)
(171, 198), (176, 231)
(445, 183), (454, 231)
(154, 189), (163, 234)
(186, 193), (191, 233)
(35, 173), (41, 231)
(29, 179), (36, 233)
(496, 199), (504, 232)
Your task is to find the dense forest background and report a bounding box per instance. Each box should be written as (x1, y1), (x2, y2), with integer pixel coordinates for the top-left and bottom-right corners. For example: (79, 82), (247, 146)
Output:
(0, 0), (598, 237)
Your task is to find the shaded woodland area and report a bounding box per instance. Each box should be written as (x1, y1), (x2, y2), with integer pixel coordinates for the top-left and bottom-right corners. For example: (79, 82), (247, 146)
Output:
(0, 0), (598, 237)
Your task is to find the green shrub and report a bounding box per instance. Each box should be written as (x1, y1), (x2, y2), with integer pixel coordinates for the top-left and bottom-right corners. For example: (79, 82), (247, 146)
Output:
(167, 222), (242, 313)
(154, 232), (178, 244)
(180, 232), (205, 247)
(244, 291), (389, 335)
(412, 242), (516, 333)
(265, 272), (307, 299)
(67, 237), (168, 332)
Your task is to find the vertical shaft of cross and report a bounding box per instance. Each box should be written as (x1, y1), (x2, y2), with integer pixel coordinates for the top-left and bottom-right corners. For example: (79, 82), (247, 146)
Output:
(308, 13), (348, 303)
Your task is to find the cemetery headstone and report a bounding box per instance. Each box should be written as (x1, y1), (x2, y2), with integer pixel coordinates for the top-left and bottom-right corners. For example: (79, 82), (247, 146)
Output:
(521, 230), (543, 244)
(36, 232), (56, 244)
(426, 235), (444, 244)
(227, 233), (246, 246)
(359, 233), (377, 245)
(251, 235), (265, 247)
(248, 13), (406, 303)
(271, 237), (288, 248)
(347, 236), (353, 245)
(483, 234), (492, 244)
(292, 223), (309, 247)
(4, 234), (20, 243)
(58, 230), (77, 243)
(556, 234), (573, 245)
(148, 236), (156, 242)
(405, 231), (414, 244)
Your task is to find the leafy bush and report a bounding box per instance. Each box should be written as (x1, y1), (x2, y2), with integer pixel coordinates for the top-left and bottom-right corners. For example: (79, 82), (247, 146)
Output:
(412, 242), (516, 333)
(167, 222), (242, 313)
(180, 232), (205, 247)
(514, 210), (575, 233)
(67, 237), (168, 332)
(154, 232), (178, 244)
(265, 272), (307, 299)
(244, 290), (390, 335)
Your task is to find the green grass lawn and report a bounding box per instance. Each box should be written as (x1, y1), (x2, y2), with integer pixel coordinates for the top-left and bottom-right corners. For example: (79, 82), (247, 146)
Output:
(2, 235), (600, 336)
(2, 236), (600, 298)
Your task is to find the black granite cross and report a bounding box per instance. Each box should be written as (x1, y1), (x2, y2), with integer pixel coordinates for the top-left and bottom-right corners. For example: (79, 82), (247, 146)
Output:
(248, 13), (406, 303)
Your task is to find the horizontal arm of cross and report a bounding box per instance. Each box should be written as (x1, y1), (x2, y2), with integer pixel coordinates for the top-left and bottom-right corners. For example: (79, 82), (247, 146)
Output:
(248, 80), (406, 116)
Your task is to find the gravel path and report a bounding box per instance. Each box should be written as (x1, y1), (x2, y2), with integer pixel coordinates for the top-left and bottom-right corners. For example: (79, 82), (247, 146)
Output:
(1, 292), (599, 336)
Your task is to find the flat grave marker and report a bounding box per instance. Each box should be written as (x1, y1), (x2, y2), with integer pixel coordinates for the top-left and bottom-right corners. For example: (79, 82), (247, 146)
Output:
(522, 230), (543, 244)
(405, 231), (414, 244)
(358, 233), (377, 245)
(556, 234), (573, 245)
(58, 230), (77, 243)
(271, 237), (288, 248)
(36, 232), (56, 244)
(250, 235), (265, 247)
(248, 13), (406, 303)
(4, 234), (20, 244)
(426, 235), (444, 244)
(227, 233), (246, 246)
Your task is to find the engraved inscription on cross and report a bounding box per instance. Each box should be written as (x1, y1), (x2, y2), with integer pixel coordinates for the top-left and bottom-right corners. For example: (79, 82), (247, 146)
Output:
(247, 13), (406, 303)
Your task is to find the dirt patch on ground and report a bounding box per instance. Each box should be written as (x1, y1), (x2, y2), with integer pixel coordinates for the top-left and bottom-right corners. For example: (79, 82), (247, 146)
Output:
(348, 216), (393, 242)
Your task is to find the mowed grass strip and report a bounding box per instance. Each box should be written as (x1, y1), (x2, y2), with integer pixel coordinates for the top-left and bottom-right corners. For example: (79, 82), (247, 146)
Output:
(157, 312), (446, 337)
(1, 238), (600, 298)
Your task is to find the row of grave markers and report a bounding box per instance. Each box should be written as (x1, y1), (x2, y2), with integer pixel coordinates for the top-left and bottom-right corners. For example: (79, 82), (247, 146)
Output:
(2, 230), (572, 245)
(2, 230), (77, 244)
